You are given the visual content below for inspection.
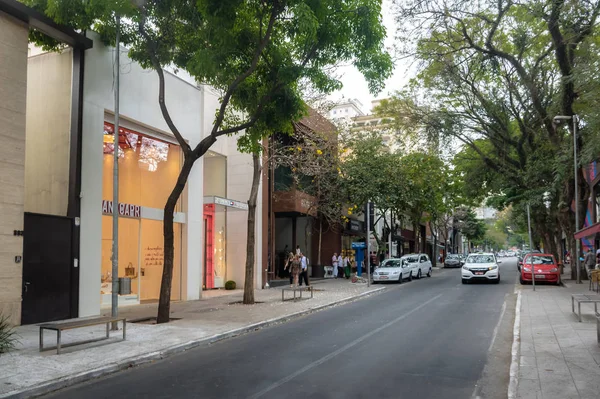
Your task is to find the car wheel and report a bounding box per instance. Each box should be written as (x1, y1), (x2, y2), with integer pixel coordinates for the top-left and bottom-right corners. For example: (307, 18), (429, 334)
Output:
(462, 278), (468, 284)
(397, 274), (403, 284)
(519, 276), (525, 285)
(417, 270), (421, 279)
(427, 268), (432, 277)
(408, 272), (413, 282)
(494, 276), (500, 284)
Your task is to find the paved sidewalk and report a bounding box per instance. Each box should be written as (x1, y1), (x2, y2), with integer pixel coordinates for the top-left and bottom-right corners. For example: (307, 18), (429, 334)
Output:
(0, 279), (384, 398)
(517, 265), (600, 399)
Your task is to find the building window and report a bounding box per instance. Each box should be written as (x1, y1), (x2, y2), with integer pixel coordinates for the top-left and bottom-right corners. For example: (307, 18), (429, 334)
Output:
(101, 122), (183, 305)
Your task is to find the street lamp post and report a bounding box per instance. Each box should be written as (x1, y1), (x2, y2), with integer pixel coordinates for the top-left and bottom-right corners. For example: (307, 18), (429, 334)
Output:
(554, 114), (581, 284)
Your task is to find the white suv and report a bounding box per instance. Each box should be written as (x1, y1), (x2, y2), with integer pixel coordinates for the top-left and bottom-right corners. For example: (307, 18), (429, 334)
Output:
(400, 254), (433, 279)
(461, 253), (501, 284)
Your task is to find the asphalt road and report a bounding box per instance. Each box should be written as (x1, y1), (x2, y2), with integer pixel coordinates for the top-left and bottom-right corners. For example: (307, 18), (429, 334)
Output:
(44, 258), (519, 399)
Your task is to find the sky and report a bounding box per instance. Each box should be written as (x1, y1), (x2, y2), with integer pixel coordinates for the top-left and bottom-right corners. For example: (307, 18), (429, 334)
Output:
(329, 0), (416, 113)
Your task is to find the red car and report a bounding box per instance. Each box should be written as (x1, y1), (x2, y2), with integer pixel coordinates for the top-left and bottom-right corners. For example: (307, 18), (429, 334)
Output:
(520, 253), (560, 285)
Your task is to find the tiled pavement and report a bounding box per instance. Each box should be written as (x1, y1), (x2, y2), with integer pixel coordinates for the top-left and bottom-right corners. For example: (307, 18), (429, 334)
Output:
(517, 266), (600, 399)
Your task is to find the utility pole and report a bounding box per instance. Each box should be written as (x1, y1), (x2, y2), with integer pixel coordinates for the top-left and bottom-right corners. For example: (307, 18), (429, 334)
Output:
(111, 15), (121, 329)
(573, 116), (581, 284)
(527, 203), (535, 291)
(554, 114), (581, 284)
(388, 210), (392, 258)
(366, 202), (370, 287)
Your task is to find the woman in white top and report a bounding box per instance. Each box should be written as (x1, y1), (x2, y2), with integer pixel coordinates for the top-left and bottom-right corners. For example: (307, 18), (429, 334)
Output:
(332, 253), (338, 278)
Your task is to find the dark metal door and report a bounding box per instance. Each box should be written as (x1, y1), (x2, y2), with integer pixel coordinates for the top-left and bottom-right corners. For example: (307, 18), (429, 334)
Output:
(21, 213), (73, 325)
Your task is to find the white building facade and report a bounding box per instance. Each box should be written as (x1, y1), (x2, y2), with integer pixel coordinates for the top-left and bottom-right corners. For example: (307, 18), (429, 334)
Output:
(27, 33), (263, 319)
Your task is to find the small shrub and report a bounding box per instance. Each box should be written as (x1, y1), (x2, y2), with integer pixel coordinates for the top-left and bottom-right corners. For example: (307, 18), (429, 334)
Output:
(225, 280), (236, 290)
(0, 314), (19, 355)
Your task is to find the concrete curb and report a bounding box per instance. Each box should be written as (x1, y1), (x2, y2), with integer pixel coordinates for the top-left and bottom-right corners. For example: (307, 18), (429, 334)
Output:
(1, 287), (386, 399)
(507, 290), (522, 399)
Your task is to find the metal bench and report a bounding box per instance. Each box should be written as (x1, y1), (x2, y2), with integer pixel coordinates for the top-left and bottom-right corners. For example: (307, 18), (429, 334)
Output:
(281, 286), (314, 301)
(39, 316), (126, 354)
(572, 294), (600, 322)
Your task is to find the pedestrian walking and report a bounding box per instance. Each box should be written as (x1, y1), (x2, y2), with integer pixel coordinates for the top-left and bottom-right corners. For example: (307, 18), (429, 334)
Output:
(332, 252), (338, 278)
(344, 255), (352, 279)
(284, 252), (299, 287)
(337, 253), (344, 278)
(584, 248), (596, 277)
(296, 245), (301, 256)
(299, 253), (310, 286)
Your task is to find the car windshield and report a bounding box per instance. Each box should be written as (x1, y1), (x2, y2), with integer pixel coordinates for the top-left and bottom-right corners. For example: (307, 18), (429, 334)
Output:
(525, 255), (554, 265)
(467, 255), (495, 264)
(379, 259), (402, 268)
(447, 255), (459, 259)
(401, 256), (418, 264)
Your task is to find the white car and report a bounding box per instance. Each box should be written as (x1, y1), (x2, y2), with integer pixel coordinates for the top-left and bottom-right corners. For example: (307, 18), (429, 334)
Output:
(373, 258), (413, 283)
(401, 254), (433, 279)
(461, 253), (501, 284)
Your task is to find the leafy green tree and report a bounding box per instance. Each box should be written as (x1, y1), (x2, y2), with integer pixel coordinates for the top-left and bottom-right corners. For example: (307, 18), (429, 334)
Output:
(27, 0), (392, 316)
(339, 132), (398, 252)
(453, 207), (486, 250)
(384, 0), (600, 273)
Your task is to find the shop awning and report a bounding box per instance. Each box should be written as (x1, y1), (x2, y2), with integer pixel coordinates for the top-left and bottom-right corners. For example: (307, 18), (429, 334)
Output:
(574, 223), (600, 240)
(204, 196), (248, 211)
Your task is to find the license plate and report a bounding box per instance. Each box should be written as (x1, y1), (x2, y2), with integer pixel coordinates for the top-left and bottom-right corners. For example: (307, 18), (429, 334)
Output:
(475, 272), (484, 275)
(379, 276), (388, 279)
(535, 275), (545, 279)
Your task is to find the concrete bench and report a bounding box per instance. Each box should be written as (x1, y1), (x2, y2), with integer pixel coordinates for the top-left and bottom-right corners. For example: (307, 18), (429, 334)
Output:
(281, 286), (314, 301)
(572, 294), (600, 322)
(39, 316), (126, 354)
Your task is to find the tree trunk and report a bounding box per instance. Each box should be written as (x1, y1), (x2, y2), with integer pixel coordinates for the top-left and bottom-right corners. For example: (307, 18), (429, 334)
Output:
(157, 156), (195, 324)
(243, 153), (261, 305)
(317, 218), (323, 265)
(429, 221), (437, 267)
(413, 221), (419, 253)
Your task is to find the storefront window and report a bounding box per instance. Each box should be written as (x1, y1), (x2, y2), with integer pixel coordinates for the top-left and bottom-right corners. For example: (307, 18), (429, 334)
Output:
(101, 122), (183, 305)
(595, 183), (600, 223)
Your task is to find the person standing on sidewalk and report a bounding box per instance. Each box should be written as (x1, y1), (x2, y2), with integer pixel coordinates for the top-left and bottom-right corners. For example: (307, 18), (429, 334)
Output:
(584, 248), (596, 278)
(284, 253), (300, 287)
(299, 253), (310, 286)
(332, 252), (338, 279)
(337, 253), (344, 278)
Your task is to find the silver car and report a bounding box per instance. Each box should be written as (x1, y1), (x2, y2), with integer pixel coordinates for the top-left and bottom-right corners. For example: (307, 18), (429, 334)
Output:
(373, 258), (413, 283)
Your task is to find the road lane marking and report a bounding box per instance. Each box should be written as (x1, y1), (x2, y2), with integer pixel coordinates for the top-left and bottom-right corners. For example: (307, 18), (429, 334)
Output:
(507, 291), (521, 398)
(247, 293), (444, 399)
(488, 297), (507, 353)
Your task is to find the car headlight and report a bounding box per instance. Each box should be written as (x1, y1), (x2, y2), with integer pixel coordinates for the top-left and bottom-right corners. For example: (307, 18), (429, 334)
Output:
(550, 268), (558, 272)
(462, 266), (469, 271)
(488, 265), (498, 270)
(523, 267), (531, 272)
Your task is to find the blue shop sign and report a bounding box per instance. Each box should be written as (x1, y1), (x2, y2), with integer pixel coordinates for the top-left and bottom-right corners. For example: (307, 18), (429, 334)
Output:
(351, 242), (366, 249)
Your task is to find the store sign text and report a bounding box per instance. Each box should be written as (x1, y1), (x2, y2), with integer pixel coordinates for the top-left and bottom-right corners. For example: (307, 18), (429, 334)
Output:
(102, 200), (141, 218)
(214, 196), (248, 211)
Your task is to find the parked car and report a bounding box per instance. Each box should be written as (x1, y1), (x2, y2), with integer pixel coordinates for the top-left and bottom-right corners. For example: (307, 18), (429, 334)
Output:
(520, 253), (560, 285)
(373, 258), (412, 283)
(444, 254), (462, 268)
(461, 253), (501, 284)
(401, 253), (433, 279)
